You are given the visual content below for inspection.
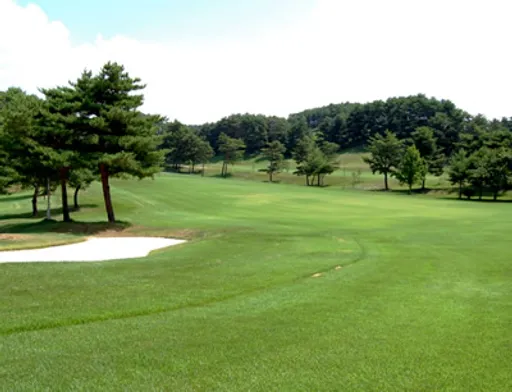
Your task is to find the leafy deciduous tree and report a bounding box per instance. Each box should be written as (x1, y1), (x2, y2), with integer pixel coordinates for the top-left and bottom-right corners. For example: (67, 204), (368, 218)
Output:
(363, 131), (403, 190)
(393, 146), (426, 194)
(411, 126), (445, 190)
(294, 144), (338, 187)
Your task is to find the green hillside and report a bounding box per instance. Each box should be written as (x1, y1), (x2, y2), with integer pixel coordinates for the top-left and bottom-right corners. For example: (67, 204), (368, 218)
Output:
(189, 151), (454, 193)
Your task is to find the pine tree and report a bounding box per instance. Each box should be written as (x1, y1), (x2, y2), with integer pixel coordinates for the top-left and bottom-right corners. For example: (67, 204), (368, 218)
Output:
(68, 62), (164, 223)
(217, 133), (246, 177)
(260, 140), (286, 182)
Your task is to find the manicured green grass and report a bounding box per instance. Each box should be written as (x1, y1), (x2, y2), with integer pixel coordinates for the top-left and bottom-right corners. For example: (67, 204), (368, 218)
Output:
(193, 152), (463, 196)
(1, 174), (511, 391)
(200, 152), (510, 200)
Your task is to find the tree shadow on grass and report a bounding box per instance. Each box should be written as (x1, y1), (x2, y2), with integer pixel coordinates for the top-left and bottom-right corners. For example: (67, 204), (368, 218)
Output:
(369, 187), (453, 196)
(369, 187), (512, 203)
(437, 196), (512, 204)
(0, 204), (99, 221)
(212, 173), (233, 179)
(388, 188), (439, 196)
(0, 194), (33, 203)
(1, 219), (132, 236)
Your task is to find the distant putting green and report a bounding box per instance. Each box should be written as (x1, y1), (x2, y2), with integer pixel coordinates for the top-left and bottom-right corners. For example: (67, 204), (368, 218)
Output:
(1, 174), (511, 391)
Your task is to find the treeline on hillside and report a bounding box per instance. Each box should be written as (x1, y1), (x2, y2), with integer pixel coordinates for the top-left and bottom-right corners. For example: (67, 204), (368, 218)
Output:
(194, 95), (474, 156)
(161, 94), (511, 198)
(0, 62), (164, 223)
(184, 94), (512, 160)
(160, 117), (340, 185)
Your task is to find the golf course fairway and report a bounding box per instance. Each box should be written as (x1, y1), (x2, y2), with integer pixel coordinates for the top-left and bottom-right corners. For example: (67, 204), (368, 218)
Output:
(1, 174), (511, 391)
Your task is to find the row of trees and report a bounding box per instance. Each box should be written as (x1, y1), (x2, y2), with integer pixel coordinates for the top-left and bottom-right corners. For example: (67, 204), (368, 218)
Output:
(448, 148), (510, 201)
(0, 63), (164, 222)
(168, 129), (341, 185)
(363, 125), (511, 199)
(364, 128), (443, 192)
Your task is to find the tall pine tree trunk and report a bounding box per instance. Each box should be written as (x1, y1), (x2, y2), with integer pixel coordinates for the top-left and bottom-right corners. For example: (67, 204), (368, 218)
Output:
(422, 178), (426, 191)
(32, 184), (39, 217)
(60, 167), (71, 222)
(202, 163), (205, 177)
(384, 172), (389, 191)
(100, 163), (116, 223)
(458, 181), (462, 200)
(74, 185), (81, 210)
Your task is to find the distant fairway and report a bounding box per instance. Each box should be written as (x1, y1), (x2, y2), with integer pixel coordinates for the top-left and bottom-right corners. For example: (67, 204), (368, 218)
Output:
(1, 174), (511, 391)
(189, 151), (463, 196)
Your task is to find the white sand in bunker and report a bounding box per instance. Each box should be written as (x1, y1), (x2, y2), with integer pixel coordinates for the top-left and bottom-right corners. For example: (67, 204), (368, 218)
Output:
(0, 237), (186, 263)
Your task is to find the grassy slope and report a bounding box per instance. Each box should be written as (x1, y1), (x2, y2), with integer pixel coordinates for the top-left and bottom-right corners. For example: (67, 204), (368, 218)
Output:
(201, 151), (452, 192)
(1, 175), (511, 391)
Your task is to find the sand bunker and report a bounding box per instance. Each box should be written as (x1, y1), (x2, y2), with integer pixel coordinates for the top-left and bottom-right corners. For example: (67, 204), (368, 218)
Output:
(0, 237), (186, 263)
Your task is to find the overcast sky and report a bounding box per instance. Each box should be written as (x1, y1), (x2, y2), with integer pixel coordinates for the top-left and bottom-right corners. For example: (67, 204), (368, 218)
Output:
(1, 0), (511, 123)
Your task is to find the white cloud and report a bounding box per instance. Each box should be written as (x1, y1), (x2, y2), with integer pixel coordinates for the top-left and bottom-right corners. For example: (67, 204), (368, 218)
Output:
(1, 0), (512, 123)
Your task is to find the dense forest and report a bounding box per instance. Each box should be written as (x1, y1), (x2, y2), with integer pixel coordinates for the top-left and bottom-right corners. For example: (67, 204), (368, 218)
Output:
(195, 94), (512, 157)
(1, 63), (511, 227)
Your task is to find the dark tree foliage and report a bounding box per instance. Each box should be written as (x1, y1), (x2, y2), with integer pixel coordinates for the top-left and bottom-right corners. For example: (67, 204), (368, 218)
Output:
(199, 114), (273, 155)
(161, 121), (214, 173)
(289, 95), (466, 154)
(448, 150), (470, 199)
(0, 88), (56, 216)
(467, 147), (510, 201)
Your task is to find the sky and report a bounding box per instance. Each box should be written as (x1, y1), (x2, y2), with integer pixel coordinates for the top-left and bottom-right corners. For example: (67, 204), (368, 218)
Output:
(1, 0), (512, 124)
